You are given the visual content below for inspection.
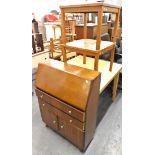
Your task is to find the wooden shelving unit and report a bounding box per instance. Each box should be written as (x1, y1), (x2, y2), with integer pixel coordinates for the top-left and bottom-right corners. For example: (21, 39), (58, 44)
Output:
(60, 2), (121, 71)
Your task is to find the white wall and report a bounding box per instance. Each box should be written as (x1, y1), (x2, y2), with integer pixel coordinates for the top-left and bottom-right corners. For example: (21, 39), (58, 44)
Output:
(32, 0), (84, 21)
(32, 0), (122, 21)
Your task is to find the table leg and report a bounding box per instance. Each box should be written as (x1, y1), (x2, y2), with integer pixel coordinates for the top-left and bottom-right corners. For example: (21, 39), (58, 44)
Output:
(96, 8), (103, 50)
(83, 13), (87, 39)
(109, 46), (115, 71)
(112, 9), (120, 43)
(112, 72), (120, 101)
(61, 46), (67, 62)
(61, 9), (66, 44)
(94, 54), (99, 71)
(83, 54), (86, 64)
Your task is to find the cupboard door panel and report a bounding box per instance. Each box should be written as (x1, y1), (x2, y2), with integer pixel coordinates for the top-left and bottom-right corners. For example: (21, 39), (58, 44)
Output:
(58, 118), (85, 150)
(38, 99), (58, 130)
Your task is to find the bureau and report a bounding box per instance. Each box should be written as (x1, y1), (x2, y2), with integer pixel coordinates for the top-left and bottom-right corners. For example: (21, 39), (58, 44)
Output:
(35, 61), (101, 151)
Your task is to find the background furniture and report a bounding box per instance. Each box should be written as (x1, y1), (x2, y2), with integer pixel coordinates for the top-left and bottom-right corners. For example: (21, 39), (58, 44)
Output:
(44, 22), (61, 41)
(32, 49), (49, 80)
(65, 20), (77, 42)
(49, 38), (77, 60)
(108, 27), (122, 41)
(75, 23), (108, 39)
(49, 38), (62, 59)
(35, 61), (101, 151)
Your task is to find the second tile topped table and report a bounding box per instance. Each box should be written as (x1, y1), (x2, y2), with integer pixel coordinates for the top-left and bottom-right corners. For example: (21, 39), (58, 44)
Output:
(61, 39), (115, 71)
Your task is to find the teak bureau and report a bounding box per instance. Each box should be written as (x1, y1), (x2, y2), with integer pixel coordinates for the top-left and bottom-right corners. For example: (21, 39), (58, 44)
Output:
(35, 61), (101, 151)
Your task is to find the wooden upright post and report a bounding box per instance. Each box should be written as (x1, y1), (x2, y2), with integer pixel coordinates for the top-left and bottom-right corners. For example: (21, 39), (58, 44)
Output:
(112, 9), (120, 43)
(83, 13), (88, 64)
(61, 9), (66, 44)
(96, 7), (103, 50)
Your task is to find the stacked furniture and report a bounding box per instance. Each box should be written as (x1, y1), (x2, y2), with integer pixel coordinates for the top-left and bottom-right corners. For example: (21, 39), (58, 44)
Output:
(60, 2), (121, 71)
(35, 61), (101, 151)
(49, 38), (76, 60)
(35, 2), (122, 152)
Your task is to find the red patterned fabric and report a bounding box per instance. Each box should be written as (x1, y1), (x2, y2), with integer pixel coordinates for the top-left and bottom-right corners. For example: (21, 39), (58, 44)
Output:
(45, 14), (58, 22)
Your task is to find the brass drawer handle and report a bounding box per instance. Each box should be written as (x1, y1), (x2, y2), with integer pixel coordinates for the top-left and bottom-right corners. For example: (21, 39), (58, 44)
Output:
(60, 125), (64, 129)
(69, 120), (72, 123)
(42, 103), (45, 107)
(53, 120), (56, 124)
(40, 94), (43, 98)
(68, 110), (71, 114)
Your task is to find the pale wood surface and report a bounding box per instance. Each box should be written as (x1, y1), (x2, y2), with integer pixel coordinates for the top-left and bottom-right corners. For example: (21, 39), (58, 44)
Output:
(67, 56), (122, 94)
(66, 39), (114, 52)
(76, 23), (108, 27)
(32, 49), (49, 57)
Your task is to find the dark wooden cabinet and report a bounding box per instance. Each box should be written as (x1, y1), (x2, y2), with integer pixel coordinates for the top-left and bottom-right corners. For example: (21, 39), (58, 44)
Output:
(36, 89), (85, 150)
(35, 61), (101, 151)
(75, 23), (108, 39)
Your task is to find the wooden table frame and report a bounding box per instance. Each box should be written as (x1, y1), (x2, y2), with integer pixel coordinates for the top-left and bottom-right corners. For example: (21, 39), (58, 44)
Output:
(100, 71), (120, 101)
(67, 56), (122, 101)
(60, 2), (120, 71)
(61, 39), (116, 71)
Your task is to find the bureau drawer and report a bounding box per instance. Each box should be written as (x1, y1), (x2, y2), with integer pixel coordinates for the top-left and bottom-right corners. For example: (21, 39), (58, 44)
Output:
(58, 108), (85, 131)
(35, 88), (85, 122)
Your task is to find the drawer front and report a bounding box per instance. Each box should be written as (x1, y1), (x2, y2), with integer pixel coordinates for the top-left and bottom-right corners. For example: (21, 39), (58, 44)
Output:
(58, 118), (85, 150)
(58, 109), (85, 131)
(38, 99), (58, 130)
(36, 88), (85, 122)
(32, 52), (49, 69)
(103, 7), (119, 13)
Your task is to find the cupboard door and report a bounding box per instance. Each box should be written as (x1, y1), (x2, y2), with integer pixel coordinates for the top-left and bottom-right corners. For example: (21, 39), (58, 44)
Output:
(38, 99), (58, 131)
(58, 117), (85, 150)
